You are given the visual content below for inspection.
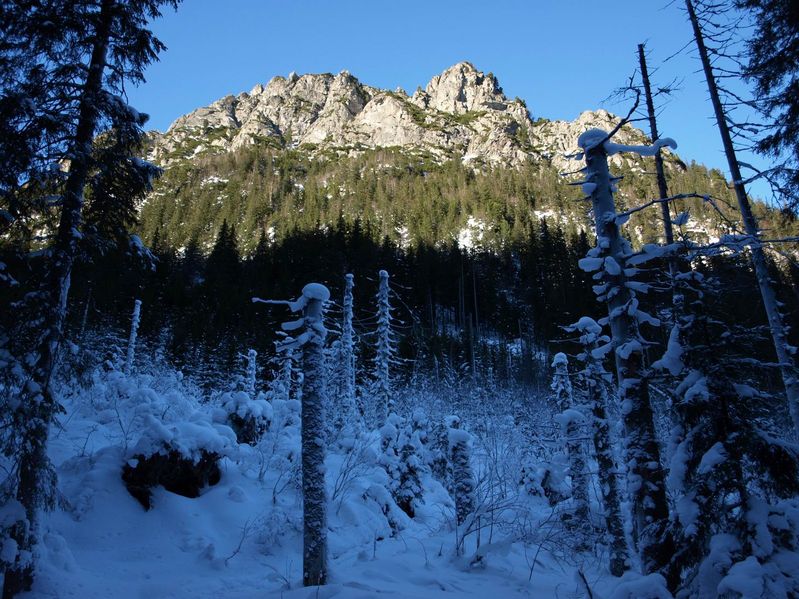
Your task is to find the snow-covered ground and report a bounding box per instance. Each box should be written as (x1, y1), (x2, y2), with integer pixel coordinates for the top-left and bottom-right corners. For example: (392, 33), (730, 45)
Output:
(20, 343), (662, 599)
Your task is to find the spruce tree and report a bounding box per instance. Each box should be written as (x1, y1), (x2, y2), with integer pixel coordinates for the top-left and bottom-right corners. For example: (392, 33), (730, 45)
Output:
(1, 2), (179, 595)
(655, 256), (799, 596)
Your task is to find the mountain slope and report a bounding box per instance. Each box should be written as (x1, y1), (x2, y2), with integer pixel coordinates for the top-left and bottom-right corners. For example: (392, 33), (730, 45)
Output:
(138, 62), (795, 254)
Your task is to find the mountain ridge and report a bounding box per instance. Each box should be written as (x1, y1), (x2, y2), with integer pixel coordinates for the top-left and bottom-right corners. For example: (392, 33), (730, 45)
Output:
(147, 62), (649, 171)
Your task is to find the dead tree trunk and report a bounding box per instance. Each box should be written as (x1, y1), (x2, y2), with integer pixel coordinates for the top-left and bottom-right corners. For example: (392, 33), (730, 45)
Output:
(578, 129), (673, 575)
(686, 0), (799, 434)
(299, 284), (330, 587)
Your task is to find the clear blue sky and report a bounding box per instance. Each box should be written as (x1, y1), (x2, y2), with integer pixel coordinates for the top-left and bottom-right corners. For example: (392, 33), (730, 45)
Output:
(128, 0), (771, 199)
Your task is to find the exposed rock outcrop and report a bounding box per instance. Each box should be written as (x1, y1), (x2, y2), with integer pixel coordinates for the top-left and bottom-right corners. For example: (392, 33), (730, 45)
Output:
(149, 62), (652, 172)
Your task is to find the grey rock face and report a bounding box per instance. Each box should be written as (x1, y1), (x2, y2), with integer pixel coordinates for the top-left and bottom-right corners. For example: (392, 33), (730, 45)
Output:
(150, 62), (648, 171)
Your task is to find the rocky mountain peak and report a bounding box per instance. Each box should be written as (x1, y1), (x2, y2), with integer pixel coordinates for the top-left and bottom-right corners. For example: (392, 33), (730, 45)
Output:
(149, 63), (650, 171)
(414, 61), (507, 115)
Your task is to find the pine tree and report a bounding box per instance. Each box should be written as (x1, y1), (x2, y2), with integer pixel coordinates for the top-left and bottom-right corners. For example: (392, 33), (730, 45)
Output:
(1, 2), (179, 595)
(737, 0), (799, 209)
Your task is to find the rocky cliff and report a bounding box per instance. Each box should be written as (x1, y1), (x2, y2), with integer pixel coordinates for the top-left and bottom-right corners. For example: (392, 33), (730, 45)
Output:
(148, 62), (649, 172)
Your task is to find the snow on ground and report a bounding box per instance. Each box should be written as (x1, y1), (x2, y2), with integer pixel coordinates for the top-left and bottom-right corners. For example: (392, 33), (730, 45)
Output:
(22, 354), (647, 599)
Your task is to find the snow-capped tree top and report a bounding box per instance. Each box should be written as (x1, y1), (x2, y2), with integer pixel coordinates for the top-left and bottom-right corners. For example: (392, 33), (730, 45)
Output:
(577, 128), (609, 152)
(379, 270), (389, 280)
(577, 127), (677, 157)
(551, 352), (568, 368)
(572, 316), (601, 335)
(302, 282), (330, 302)
(444, 415), (461, 428)
(345, 273), (354, 284)
(253, 281), (330, 313)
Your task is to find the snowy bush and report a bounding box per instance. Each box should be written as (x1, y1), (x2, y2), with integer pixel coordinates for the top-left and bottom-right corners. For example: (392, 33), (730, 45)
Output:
(221, 390), (272, 445)
(121, 413), (236, 509)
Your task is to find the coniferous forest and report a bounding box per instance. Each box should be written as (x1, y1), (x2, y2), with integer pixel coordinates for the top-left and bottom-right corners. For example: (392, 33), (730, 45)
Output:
(2, 1), (799, 598)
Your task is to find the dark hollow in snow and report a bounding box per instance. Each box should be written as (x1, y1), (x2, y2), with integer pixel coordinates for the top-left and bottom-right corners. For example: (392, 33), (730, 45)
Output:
(122, 449), (222, 510)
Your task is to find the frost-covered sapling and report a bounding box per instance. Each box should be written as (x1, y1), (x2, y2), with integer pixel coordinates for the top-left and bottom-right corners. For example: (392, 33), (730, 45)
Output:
(550, 353), (591, 549)
(122, 415), (236, 510)
(448, 418), (476, 527)
(372, 270), (398, 427)
(336, 273), (360, 430)
(394, 419), (425, 518)
(221, 349), (272, 445)
(429, 418), (451, 486)
(566, 317), (629, 576)
(125, 299), (142, 374)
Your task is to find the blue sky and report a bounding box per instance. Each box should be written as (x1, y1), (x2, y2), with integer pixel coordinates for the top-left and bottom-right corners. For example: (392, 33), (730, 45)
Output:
(128, 0), (770, 198)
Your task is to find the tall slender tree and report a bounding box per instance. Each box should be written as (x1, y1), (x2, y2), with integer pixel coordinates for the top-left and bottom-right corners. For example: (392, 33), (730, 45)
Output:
(1, 2), (179, 596)
(685, 0), (799, 434)
(577, 128), (675, 575)
(373, 269), (397, 426)
(567, 317), (630, 576)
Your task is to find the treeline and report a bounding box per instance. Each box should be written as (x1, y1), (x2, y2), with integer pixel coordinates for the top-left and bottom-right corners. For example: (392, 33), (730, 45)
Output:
(66, 210), (799, 391)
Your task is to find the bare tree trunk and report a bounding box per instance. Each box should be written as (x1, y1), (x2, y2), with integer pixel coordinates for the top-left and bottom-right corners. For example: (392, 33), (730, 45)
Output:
(580, 131), (672, 575)
(685, 0), (799, 434)
(301, 289), (328, 587)
(125, 299), (142, 374)
(3, 3), (113, 596)
(637, 44), (675, 249)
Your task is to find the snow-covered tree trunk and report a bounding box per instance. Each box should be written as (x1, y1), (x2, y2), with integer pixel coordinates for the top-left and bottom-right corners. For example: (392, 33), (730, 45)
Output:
(569, 318), (629, 576)
(4, 4), (114, 595)
(339, 273), (359, 427)
(125, 299), (142, 374)
(578, 129), (672, 575)
(686, 0), (799, 435)
(551, 353), (591, 546)
(373, 270), (395, 427)
(298, 284), (330, 587)
(245, 348), (257, 396)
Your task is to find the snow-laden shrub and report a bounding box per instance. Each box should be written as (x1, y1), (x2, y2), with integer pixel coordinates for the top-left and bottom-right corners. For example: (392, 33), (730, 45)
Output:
(520, 453), (570, 507)
(122, 412), (236, 509)
(221, 390), (272, 445)
(448, 422), (475, 526)
(394, 423), (425, 518)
